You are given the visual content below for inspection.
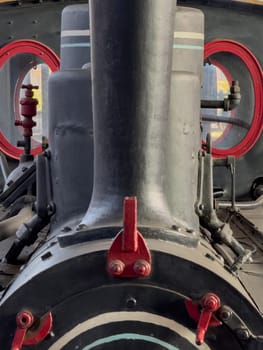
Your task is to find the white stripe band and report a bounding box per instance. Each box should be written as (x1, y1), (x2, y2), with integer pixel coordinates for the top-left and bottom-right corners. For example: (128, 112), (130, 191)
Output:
(48, 311), (212, 350)
(174, 31), (204, 40)
(61, 29), (90, 37)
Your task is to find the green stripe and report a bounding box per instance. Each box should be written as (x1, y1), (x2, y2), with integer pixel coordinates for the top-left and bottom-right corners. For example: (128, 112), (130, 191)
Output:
(82, 333), (180, 350)
(61, 43), (90, 48)
(173, 44), (203, 50)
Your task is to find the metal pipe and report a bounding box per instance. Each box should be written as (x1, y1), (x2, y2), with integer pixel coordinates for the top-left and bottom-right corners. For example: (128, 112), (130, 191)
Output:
(201, 100), (225, 109)
(201, 80), (241, 112)
(5, 214), (50, 263)
(0, 152), (10, 183)
(201, 114), (250, 129)
(217, 194), (263, 209)
(0, 206), (34, 241)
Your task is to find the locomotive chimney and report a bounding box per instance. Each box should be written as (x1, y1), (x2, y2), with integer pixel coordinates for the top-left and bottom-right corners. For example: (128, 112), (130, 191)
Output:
(80, 0), (177, 230)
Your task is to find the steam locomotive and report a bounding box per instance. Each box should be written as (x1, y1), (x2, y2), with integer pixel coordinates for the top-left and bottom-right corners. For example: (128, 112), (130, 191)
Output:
(0, 1), (262, 349)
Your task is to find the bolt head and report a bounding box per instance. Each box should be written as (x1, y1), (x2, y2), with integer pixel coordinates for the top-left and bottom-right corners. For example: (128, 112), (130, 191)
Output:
(108, 259), (125, 276)
(199, 204), (204, 211)
(236, 328), (250, 341)
(133, 259), (151, 276)
(126, 297), (137, 308)
(202, 293), (220, 311)
(219, 307), (232, 321)
(17, 311), (34, 328)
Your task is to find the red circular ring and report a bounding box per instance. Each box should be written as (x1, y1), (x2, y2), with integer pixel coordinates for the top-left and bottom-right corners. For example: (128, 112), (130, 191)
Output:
(0, 40), (60, 159)
(204, 39), (263, 158)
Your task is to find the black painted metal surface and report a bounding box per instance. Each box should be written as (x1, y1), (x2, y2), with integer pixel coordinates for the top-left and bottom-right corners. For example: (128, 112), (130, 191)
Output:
(0, 238), (261, 349)
(0, 1), (84, 54)
(178, 0), (263, 200)
(167, 7), (204, 231)
(0, 2), (262, 349)
(81, 0), (176, 229)
(60, 4), (90, 69)
(48, 68), (93, 230)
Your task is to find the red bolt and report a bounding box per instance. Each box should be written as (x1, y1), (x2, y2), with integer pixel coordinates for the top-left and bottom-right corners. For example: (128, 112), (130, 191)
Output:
(16, 311), (34, 328)
(108, 259), (125, 276)
(202, 293), (220, 310)
(133, 259), (151, 276)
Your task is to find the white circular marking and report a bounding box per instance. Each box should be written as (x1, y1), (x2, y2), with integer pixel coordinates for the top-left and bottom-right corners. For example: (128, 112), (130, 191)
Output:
(48, 311), (211, 350)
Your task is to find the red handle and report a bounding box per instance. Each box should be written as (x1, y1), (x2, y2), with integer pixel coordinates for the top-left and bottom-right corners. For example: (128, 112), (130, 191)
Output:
(196, 293), (221, 345)
(11, 311), (34, 350)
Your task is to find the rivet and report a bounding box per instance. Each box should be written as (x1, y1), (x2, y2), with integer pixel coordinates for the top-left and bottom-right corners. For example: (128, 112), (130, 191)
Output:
(126, 297), (137, 308)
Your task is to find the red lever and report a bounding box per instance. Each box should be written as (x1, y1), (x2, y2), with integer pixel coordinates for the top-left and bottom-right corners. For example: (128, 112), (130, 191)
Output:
(185, 293), (221, 346)
(123, 197), (138, 252)
(11, 311), (53, 350)
(11, 311), (34, 350)
(196, 293), (221, 345)
(107, 197), (151, 278)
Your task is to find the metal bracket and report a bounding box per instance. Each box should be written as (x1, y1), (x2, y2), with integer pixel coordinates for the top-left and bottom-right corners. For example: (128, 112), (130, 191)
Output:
(218, 305), (263, 348)
(107, 197), (151, 278)
(195, 134), (223, 229)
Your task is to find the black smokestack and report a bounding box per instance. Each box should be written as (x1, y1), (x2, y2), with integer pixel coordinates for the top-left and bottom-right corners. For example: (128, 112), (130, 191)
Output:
(81, 0), (176, 229)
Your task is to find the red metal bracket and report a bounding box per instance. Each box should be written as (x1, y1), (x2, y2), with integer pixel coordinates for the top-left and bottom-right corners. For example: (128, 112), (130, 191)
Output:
(11, 310), (53, 350)
(185, 293), (221, 345)
(107, 197), (151, 278)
